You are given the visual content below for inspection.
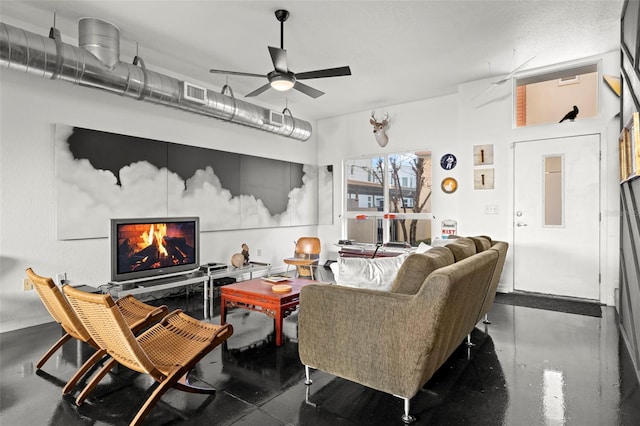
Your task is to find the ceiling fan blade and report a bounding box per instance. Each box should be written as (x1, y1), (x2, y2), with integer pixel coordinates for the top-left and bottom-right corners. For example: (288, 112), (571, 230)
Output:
(488, 56), (536, 87)
(295, 66), (352, 80)
(504, 56), (536, 80)
(293, 81), (324, 98)
(268, 46), (288, 73)
(471, 83), (498, 101)
(245, 82), (272, 97)
(209, 69), (266, 78)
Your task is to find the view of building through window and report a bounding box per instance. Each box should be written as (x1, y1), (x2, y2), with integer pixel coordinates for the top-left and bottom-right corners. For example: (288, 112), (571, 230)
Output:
(345, 151), (432, 246)
(515, 63), (598, 127)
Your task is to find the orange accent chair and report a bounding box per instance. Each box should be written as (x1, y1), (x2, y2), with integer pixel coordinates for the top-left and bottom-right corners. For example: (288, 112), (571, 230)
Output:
(25, 268), (168, 395)
(283, 237), (322, 280)
(63, 285), (233, 426)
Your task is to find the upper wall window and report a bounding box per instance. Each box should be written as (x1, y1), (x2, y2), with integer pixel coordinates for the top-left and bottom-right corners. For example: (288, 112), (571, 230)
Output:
(515, 64), (598, 127)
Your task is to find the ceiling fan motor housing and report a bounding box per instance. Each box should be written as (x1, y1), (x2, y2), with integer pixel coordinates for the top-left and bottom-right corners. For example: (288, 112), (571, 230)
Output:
(268, 70), (296, 91)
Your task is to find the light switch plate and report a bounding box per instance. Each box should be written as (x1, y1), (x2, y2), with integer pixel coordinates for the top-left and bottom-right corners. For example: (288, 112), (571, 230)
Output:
(484, 204), (498, 214)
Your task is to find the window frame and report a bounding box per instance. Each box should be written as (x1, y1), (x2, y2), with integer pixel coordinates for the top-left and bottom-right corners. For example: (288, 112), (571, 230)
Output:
(513, 61), (601, 128)
(343, 151), (432, 245)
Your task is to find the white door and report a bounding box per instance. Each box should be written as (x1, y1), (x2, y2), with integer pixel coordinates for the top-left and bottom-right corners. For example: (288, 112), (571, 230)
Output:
(513, 134), (600, 300)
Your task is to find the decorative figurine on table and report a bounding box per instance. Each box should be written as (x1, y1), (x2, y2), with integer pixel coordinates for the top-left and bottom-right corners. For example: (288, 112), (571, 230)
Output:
(231, 243), (250, 268)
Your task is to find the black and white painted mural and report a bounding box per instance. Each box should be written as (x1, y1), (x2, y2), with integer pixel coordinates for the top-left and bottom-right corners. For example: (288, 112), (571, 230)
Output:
(55, 125), (319, 240)
(317, 165), (334, 225)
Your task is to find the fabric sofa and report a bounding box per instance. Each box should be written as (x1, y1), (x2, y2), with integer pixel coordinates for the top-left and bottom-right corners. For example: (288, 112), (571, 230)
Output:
(298, 236), (508, 423)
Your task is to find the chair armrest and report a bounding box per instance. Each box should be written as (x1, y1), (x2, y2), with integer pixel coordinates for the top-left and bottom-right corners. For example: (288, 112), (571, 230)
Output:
(298, 284), (436, 397)
(115, 295), (168, 331)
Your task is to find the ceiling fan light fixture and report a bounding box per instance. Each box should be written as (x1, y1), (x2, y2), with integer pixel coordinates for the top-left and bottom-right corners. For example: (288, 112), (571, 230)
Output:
(209, 9), (350, 99)
(269, 74), (295, 91)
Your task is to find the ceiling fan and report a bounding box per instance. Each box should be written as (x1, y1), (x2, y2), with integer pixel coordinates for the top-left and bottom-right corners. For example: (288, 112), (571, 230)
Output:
(209, 9), (351, 98)
(472, 55), (536, 101)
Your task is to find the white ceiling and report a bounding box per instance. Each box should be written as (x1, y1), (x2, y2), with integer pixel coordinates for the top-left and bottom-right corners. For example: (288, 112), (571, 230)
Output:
(0, 0), (624, 121)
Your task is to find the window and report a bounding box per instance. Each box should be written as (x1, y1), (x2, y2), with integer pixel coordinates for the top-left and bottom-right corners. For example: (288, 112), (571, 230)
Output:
(515, 63), (598, 127)
(345, 151), (432, 246)
(544, 155), (563, 227)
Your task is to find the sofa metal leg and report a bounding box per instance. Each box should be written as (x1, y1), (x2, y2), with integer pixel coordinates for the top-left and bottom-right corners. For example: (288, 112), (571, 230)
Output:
(304, 385), (317, 407)
(304, 365), (313, 385)
(483, 313), (492, 324)
(465, 333), (476, 347)
(399, 396), (416, 423)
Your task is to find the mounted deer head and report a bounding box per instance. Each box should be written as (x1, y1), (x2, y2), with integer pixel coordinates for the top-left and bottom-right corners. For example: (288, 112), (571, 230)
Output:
(370, 111), (390, 147)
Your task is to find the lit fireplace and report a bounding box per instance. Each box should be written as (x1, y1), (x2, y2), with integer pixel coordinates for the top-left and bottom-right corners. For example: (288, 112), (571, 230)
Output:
(117, 222), (195, 273)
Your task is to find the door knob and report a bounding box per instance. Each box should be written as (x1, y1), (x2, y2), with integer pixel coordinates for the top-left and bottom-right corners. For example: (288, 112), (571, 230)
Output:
(516, 222), (528, 227)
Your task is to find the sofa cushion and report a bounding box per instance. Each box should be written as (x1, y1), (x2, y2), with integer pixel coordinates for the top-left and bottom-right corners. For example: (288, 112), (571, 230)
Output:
(469, 236), (492, 252)
(334, 253), (410, 291)
(390, 247), (455, 295)
(445, 237), (476, 261)
(430, 237), (455, 247)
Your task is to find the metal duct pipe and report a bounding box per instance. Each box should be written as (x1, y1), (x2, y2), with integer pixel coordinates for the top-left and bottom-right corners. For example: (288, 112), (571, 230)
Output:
(0, 19), (312, 141)
(78, 18), (120, 69)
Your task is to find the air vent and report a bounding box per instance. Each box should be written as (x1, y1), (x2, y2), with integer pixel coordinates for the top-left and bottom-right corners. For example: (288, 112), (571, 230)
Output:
(269, 110), (285, 127)
(182, 81), (208, 104)
(558, 75), (580, 86)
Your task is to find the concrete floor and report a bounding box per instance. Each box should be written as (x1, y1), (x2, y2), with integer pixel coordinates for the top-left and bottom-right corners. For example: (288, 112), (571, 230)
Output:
(1, 285), (638, 425)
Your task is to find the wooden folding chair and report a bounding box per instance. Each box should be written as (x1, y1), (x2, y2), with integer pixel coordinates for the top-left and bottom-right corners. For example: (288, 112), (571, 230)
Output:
(25, 268), (168, 395)
(63, 285), (233, 426)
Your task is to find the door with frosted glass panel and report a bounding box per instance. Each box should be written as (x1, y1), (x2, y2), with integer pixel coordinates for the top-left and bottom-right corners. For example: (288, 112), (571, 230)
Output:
(513, 134), (600, 300)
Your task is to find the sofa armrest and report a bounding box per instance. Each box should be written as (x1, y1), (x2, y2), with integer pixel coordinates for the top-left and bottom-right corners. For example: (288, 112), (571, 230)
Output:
(298, 284), (437, 397)
(478, 241), (509, 318)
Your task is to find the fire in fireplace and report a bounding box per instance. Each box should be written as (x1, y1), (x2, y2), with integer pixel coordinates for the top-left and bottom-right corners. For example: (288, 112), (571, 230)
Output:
(118, 222), (196, 273)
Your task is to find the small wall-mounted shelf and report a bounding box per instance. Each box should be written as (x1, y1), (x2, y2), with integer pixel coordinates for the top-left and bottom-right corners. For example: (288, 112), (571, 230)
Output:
(619, 111), (640, 183)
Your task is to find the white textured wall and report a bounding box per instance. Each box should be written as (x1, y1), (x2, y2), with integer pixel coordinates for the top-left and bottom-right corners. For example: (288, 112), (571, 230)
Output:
(318, 51), (621, 305)
(0, 69), (318, 333)
(316, 94), (459, 261)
